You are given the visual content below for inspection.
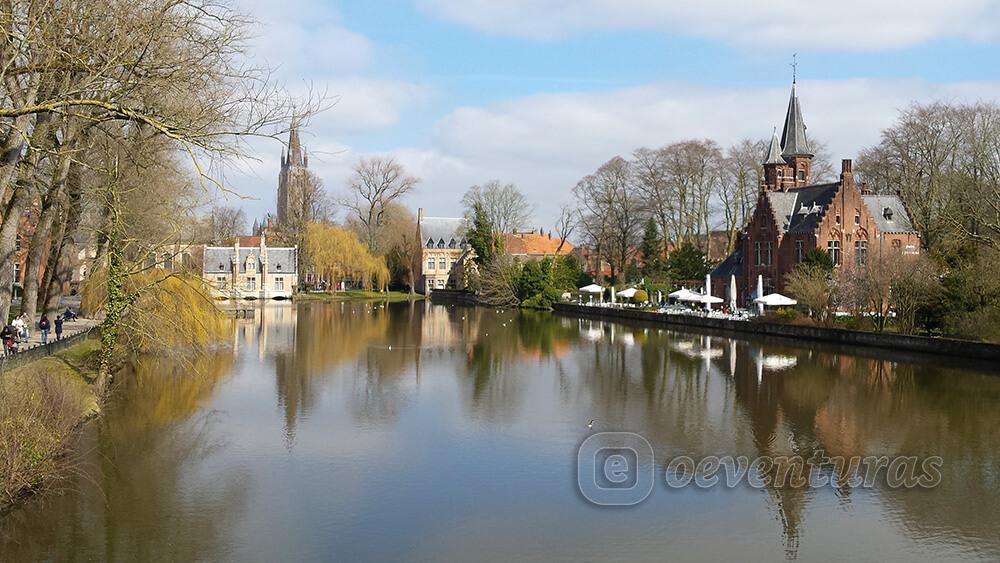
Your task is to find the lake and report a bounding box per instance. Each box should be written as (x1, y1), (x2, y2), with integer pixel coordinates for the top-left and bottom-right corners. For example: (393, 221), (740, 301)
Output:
(2, 301), (998, 562)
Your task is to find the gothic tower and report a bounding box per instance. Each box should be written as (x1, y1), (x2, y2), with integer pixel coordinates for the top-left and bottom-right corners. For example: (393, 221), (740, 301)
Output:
(762, 81), (814, 191)
(277, 117), (309, 225)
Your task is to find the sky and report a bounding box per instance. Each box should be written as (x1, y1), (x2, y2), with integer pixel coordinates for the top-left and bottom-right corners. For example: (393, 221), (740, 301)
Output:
(225, 0), (1000, 229)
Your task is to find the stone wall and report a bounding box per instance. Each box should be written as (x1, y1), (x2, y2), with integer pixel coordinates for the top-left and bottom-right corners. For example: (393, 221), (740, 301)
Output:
(552, 303), (1000, 363)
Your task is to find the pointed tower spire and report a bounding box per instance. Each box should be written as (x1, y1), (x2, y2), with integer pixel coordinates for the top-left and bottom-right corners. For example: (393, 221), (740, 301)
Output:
(780, 83), (812, 158)
(287, 113), (303, 167)
(763, 127), (784, 165)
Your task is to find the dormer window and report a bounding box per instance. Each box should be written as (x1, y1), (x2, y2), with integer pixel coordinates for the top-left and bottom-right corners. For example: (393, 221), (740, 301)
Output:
(426, 238), (435, 248)
(437, 239), (445, 248)
(448, 238), (457, 248)
(883, 207), (894, 221)
(218, 263), (225, 270)
(275, 264), (281, 271)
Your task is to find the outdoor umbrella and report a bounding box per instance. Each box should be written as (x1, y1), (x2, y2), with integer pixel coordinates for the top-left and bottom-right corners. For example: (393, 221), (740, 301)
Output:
(579, 283), (604, 304)
(753, 293), (798, 307)
(729, 275), (738, 311)
(617, 287), (638, 299)
(668, 287), (694, 300)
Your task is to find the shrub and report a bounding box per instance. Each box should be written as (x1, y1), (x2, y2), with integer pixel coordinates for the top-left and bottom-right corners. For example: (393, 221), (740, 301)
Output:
(632, 289), (648, 303)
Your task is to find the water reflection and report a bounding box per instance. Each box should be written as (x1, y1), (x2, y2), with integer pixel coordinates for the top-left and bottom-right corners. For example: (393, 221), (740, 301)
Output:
(1, 303), (998, 562)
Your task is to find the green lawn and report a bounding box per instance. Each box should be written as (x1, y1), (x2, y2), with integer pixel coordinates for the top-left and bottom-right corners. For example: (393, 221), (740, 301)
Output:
(295, 290), (422, 303)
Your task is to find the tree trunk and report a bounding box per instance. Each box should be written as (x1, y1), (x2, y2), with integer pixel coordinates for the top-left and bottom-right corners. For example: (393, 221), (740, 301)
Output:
(0, 114), (51, 322)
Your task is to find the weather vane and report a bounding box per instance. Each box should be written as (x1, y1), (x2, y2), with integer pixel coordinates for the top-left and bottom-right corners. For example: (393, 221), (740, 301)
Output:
(791, 53), (798, 84)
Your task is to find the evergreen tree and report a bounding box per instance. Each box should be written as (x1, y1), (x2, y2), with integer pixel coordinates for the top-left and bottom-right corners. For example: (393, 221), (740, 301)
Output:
(467, 203), (497, 265)
(666, 243), (710, 281)
(639, 218), (664, 278)
(801, 248), (835, 274)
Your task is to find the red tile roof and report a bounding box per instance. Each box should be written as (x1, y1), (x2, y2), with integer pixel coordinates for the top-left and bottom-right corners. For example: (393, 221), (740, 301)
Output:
(504, 232), (574, 257)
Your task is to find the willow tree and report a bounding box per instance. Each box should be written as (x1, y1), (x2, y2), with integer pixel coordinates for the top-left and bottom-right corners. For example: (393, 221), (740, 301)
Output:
(303, 223), (389, 292)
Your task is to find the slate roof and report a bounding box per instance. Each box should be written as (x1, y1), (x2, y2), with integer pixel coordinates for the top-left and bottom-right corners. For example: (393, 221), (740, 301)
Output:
(765, 182), (840, 235)
(763, 130), (784, 165)
(863, 195), (917, 234)
(711, 246), (742, 279)
(420, 216), (468, 248)
(780, 84), (813, 157)
(203, 246), (297, 274)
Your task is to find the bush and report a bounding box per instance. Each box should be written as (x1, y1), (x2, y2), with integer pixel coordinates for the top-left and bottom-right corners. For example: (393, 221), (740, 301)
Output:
(632, 289), (648, 303)
(521, 287), (562, 310)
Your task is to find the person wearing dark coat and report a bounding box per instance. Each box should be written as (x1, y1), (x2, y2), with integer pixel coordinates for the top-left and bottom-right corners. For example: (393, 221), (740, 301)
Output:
(38, 315), (51, 345)
(55, 315), (64, 341)
(1, 324), (16, 356)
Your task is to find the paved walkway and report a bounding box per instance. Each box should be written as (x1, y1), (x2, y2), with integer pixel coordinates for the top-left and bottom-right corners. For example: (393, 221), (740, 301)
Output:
(6, 317), (101, 350)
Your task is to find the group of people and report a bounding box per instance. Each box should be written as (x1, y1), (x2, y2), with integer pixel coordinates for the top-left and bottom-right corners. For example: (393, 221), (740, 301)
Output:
(1, 308), (76, 356)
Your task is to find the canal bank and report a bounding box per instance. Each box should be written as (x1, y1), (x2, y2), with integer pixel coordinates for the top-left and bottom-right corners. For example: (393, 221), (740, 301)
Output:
(553, 303), (1000, 364)
(0, 331), (102, 513)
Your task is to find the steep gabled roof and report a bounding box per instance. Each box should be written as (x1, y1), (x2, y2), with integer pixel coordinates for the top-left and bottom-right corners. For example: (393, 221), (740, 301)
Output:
(711, 246), (742, 279)
(767, 191), (799, 234)
(419, 216), (468, 246)
(785, 183), (839, 234)
(780, 84), (813, 158)
(764, 182), (839, 235)
(863, 195), (918, 234)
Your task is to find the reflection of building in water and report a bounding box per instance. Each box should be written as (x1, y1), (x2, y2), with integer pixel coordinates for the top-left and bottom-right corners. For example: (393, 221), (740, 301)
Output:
(233, 303), (298, 361)
(420, 301), (479, 348)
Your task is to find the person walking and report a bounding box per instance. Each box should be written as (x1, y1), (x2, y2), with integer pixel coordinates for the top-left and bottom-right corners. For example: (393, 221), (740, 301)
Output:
(54, 315), (64, 341)
(1, 324), (16, 356)
(38, 315), (51, 345)
(11, 314), (24, 343)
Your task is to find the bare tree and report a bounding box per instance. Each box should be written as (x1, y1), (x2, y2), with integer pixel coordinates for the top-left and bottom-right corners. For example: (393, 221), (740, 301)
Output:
(573, 156), (644, 283)
(207, 205), (248, 243)
(342, 156), (419, 251)
(717, 139), (764, 254)
(461, 180), (532, 235)
(554, 205), (576, 254)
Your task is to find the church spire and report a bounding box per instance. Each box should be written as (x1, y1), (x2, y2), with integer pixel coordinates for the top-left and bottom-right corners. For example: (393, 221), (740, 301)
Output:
(780, 83), (812, 158)
(287, 114), (304, 167)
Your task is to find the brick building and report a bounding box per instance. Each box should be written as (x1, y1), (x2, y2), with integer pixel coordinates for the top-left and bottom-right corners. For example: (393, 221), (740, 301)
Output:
(712, 82), (920, 305)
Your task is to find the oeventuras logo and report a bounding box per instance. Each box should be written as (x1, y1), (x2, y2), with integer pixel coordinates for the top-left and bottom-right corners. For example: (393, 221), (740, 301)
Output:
(577, 432), (654, 506)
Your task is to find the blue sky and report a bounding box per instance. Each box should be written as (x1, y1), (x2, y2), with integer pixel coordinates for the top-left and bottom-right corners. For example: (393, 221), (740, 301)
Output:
(229, 0), (1000, 228)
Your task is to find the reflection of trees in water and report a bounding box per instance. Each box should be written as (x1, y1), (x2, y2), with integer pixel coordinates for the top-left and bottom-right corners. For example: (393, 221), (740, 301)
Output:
(271, 302), (393, 443)
(0, 350), (247, 562)
(871, 366), (1000, 559)
(456, 307), (585, 423)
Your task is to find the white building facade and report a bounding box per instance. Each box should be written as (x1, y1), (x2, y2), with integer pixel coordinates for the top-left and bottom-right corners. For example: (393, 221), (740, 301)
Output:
(203, 235), (298, 299)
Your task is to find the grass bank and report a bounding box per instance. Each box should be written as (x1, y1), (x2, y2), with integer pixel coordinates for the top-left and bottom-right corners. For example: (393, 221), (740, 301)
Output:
(296, 290), (421, 303)
(0, 338), (101, 512)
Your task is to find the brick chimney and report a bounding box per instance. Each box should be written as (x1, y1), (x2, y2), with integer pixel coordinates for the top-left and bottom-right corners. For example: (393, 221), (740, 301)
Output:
(841, 159), (853, 177)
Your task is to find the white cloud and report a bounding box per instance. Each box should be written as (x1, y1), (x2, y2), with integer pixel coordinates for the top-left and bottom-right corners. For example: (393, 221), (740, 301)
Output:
(225, 75), (1000, 230)
(399, 79), (1000, 225)
(416, 0), (1000, 49)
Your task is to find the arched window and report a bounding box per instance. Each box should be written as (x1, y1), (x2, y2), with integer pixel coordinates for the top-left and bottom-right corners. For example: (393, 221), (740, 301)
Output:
(797, 169), (805, 181)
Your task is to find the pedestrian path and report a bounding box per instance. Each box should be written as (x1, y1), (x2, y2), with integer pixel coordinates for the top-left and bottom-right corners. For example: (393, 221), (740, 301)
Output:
(8, 317), (101, 349)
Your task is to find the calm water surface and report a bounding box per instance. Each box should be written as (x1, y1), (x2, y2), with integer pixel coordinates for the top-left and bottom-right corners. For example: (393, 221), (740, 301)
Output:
(2, 302), (999, 562)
